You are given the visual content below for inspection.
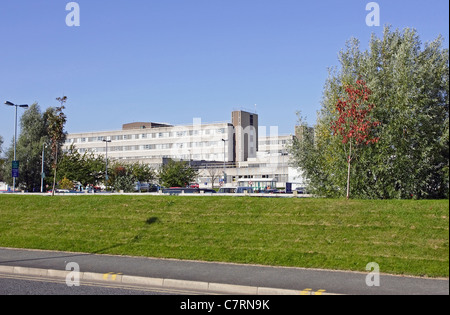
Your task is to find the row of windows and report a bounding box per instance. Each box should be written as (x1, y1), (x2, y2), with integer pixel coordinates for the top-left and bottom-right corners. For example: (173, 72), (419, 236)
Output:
(75, 150), (226, 161)
(73, 141), (224, 153)
(67, 128), (228, 144)
(231, 175), (288, 182)
(259, 139), (290, 145)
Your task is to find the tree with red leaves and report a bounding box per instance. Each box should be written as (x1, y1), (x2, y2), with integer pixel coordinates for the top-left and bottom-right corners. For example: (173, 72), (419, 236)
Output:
(331, 80), (380, 199)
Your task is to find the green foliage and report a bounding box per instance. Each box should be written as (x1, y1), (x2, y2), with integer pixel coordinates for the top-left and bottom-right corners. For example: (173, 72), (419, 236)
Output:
(3, 104), (51, 191)
(59, 177), (73, 190)
(158, 160), (198, 188)
(291, 27), (449, 199)
(108, 162), (155, 192)
(0, 135), (5, 182)
(46, 98), (67, 167)
(58, 146), (156, 192)
(57, 146), (105, 187)
(0, 159), (4, 182)
(128, 162), (155, 183)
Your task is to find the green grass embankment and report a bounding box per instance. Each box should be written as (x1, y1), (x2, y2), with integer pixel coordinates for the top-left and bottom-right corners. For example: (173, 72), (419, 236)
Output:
(0, 195), (448, 277)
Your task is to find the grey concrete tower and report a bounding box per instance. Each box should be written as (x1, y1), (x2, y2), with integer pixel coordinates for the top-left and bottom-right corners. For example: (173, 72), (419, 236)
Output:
(232, 110), (258, 162)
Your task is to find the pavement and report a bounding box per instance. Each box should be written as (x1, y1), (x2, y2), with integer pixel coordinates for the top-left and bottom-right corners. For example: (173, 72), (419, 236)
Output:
(0, 247), (448, 295)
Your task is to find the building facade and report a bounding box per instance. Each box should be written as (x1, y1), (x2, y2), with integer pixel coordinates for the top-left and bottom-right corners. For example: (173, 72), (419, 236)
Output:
(65, 121), (235, 168)
(232, 110), (258, 162)
(64, 110), (306, 189)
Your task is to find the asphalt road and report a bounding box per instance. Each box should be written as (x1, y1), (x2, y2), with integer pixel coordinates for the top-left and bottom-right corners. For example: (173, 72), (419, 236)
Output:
(0, 273), (177, 295)
(0, 247), (448, 295)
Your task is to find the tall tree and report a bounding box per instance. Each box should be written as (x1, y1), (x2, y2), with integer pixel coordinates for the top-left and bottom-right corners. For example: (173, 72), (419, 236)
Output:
(3, 104), (50, 191)
(0, 135), (4, 182)
(129, 162), (155, 184)
(47, 96), (67, 196)
(291, 27), (449, 199)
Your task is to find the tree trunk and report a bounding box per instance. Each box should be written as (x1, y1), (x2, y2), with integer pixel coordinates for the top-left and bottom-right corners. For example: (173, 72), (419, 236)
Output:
(51, 148), (58, 197)
(346, 142), (352, 199)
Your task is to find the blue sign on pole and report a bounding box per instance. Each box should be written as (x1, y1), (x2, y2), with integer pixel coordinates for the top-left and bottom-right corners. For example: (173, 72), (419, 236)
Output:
(12, 161), (19, 178)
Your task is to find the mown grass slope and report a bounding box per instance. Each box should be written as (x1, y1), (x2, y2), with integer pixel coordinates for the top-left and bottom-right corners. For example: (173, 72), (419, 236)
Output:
(0, 195), (448, 277)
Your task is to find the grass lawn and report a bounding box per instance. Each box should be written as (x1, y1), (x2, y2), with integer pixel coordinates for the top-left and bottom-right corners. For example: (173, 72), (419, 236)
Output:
(0, 195), (448, 277)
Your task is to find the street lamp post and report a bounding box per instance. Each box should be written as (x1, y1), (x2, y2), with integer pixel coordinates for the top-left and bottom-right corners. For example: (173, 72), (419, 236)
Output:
(4, 101), (29, 193)
(222, 138), (228, 184)
(102, 139), (112, 184)
(40, 142), (47, 193)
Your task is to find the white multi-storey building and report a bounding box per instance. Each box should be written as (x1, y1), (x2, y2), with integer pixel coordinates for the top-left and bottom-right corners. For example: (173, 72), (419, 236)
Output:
(64, 120), (234, 169)
(64, 110), (306, 189)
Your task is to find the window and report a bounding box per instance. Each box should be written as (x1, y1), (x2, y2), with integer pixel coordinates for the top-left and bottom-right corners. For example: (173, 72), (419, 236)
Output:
(250, 115), (254, 126)
(142, 144), (155, 150)
(156, 143), (172, 150)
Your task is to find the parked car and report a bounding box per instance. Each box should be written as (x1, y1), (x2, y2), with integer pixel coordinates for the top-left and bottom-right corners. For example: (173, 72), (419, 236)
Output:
(162, 188), (216, 195)
(218, 187), (236, 194)
(235, 187), (254, 194)
(134, 183), (158, 192)
(47, 189), (76, 194)
(295, 187), (307, 194)
(262, 189), (279, 194)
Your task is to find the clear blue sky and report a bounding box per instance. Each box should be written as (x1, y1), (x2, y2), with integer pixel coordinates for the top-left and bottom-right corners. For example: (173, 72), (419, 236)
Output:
(0, 0), (448, 148)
